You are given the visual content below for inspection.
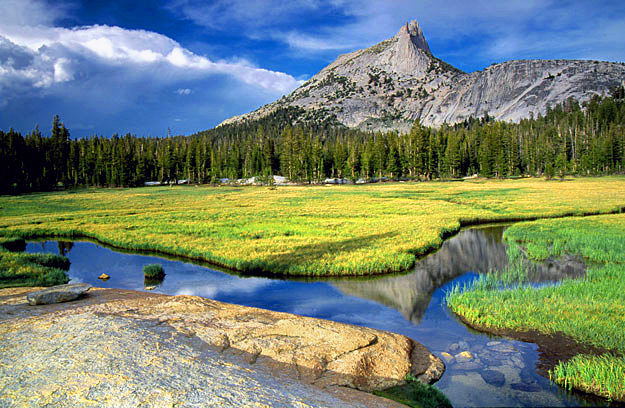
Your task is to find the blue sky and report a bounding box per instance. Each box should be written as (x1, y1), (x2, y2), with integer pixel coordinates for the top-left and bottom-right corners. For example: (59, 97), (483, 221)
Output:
(1, 0), (624, 138)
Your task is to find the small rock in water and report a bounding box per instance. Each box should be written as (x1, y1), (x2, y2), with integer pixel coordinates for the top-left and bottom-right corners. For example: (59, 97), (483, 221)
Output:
(27, 283), (92, 305)
(454, 361), (481, 371)
(455, 351), (473, 363)
(488, 343), (517, 353)
(511, 381), (542, 392)
(98, 273), (110, 280)
(480, 369), (506, 387)
(144, 286), (157, 291)
(449, 343), (460, 352)
(440, 352), (454, 363)
(511, 355), (525, 369)
(486, 341), (501, 347)
(458, 341), (469, 350)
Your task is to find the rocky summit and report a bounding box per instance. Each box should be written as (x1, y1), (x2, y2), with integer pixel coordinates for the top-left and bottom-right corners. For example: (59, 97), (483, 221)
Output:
(221, 20), (625, 132)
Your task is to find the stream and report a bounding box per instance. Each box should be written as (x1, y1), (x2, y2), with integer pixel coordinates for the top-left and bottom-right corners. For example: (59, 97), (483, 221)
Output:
(26, 225), (606, 407)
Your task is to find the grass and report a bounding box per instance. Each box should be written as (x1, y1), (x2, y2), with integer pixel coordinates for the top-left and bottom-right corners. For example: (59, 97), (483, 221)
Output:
(374, 375), (452, 408)
(447, 214), (625, 401)
(550, 354), (625, 401)
(0, 237), (70, 288)
(2, 177), (625, 277)
(143, 264), (165, 278)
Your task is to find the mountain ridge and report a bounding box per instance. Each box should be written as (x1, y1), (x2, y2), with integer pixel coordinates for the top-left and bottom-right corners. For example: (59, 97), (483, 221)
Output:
(220, 20), (625, 131)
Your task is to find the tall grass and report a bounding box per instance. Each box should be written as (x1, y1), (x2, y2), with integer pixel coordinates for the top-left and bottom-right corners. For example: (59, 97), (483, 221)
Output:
(551, 354), (625, 401)
(448, 214), (625, 401)
(0, 239), (70, 288)
(143, 264), (165, 278)
(2, 177), (625, 277)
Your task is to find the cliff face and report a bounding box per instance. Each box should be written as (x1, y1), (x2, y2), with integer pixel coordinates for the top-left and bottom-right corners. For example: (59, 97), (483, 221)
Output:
(220, 20), (625, 131)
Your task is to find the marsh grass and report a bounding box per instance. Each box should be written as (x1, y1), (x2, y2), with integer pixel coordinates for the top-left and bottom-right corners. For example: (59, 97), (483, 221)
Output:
(447, 214), (625, 401)
(2, 177), (625, 277)
(143, 264), (165, 278)
(373, 374), (452, 408)
(550, 354), (625, 402)
(0, 239), (70, 288)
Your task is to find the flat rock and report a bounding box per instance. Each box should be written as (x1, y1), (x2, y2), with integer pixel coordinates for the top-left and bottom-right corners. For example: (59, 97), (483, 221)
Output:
(454, 361), (481, 371)
(26, 283), (92, 305)
(488, 343), (517, 353)
(481, 369), (506, 387)
(1, 287), (441, 407)
(511, 381), (543, 393)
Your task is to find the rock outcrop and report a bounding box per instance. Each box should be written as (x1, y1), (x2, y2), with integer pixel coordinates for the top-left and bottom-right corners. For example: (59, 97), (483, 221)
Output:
(26, 283), (91, 305)
(1, 287), (443, 407)
(220, 20), (625, 132)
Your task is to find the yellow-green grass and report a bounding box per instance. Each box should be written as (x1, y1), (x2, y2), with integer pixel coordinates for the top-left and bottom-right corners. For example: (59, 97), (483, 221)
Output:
(0, 237), (70, 288)
(447, 214), (625, 401)
(2, 177), (625, 277)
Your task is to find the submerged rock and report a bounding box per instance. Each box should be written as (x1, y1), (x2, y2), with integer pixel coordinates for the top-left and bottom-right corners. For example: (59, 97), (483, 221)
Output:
(26, 283), (91, 305)
(511, 382), (542, 393)
(481, 369), (506, 387)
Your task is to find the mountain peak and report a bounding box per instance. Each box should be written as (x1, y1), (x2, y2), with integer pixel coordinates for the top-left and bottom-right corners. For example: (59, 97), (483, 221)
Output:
(220, 20), (625, 132)
(396, 20), (431, 55)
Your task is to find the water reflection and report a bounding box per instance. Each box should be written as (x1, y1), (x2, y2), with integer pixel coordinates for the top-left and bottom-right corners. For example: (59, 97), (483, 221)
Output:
(23, 226), (597, 407)
(57, 241), (74, 257)
(333, 226), (586, 324)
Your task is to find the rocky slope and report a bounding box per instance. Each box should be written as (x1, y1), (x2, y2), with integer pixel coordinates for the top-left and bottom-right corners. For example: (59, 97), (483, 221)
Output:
(0, 287), (443, 407)
(221, 20), (625, 132)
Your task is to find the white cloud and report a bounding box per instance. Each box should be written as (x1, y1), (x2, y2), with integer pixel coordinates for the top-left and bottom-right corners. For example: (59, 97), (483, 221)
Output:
(0, 0), (304, 136)
(0, 0), (70, 27)
(176, 88), (192, 95)
(0, 24), (301, 93)
(166, 0), (625, 69)
(167, 0), (324, 29)
(53, 57), (73, 82)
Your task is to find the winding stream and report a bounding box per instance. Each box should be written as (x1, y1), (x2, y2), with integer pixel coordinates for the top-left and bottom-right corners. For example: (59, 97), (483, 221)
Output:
(26, 226), (605, 407)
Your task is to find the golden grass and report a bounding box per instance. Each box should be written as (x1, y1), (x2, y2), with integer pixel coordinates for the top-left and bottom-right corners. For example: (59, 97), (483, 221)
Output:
(1, 177), (625, 276)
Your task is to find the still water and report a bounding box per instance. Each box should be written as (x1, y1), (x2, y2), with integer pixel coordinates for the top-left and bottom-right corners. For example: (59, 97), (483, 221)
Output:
(26, 226), (604, 407)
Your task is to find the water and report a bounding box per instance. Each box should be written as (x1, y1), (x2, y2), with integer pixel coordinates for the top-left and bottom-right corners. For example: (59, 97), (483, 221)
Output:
(26, 226), (603, 407)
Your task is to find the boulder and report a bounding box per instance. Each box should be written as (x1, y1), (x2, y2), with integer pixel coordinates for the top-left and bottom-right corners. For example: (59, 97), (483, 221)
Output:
(98, 273), (110, 280)
(1, 287), (442, 407)
(26, 283), (91, 305)
(481, 369), (506, 387)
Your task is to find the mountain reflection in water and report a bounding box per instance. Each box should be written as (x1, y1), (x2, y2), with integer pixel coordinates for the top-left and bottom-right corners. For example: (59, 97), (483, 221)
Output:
(332, 225), (586, 324)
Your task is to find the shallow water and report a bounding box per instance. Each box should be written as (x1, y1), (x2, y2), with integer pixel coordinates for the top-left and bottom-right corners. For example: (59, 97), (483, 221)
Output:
(26, 226), (604, 407)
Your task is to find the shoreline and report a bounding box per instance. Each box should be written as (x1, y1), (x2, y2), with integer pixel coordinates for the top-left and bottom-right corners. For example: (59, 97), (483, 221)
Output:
(11, 204), (625, 281)
(451, 311), (624, 405)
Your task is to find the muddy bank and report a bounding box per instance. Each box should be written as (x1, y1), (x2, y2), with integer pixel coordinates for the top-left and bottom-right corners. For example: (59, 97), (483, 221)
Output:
(0, 287), (443, 407)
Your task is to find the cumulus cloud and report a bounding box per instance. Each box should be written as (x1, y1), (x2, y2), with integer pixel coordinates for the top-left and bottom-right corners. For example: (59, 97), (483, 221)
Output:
(0, 1), (304, 136)
(0, 24), (301, 94)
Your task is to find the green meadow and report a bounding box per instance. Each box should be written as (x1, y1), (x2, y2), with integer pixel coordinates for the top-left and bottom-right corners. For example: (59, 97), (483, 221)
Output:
(1, 177), (625, 278)
(447, 214), (625, 401)
(0, 237), (69, 288)
(2, 177), (625, 400)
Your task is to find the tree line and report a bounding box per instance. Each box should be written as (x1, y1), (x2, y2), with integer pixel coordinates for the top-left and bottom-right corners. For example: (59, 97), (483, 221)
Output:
(1, 88), (624, 193)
